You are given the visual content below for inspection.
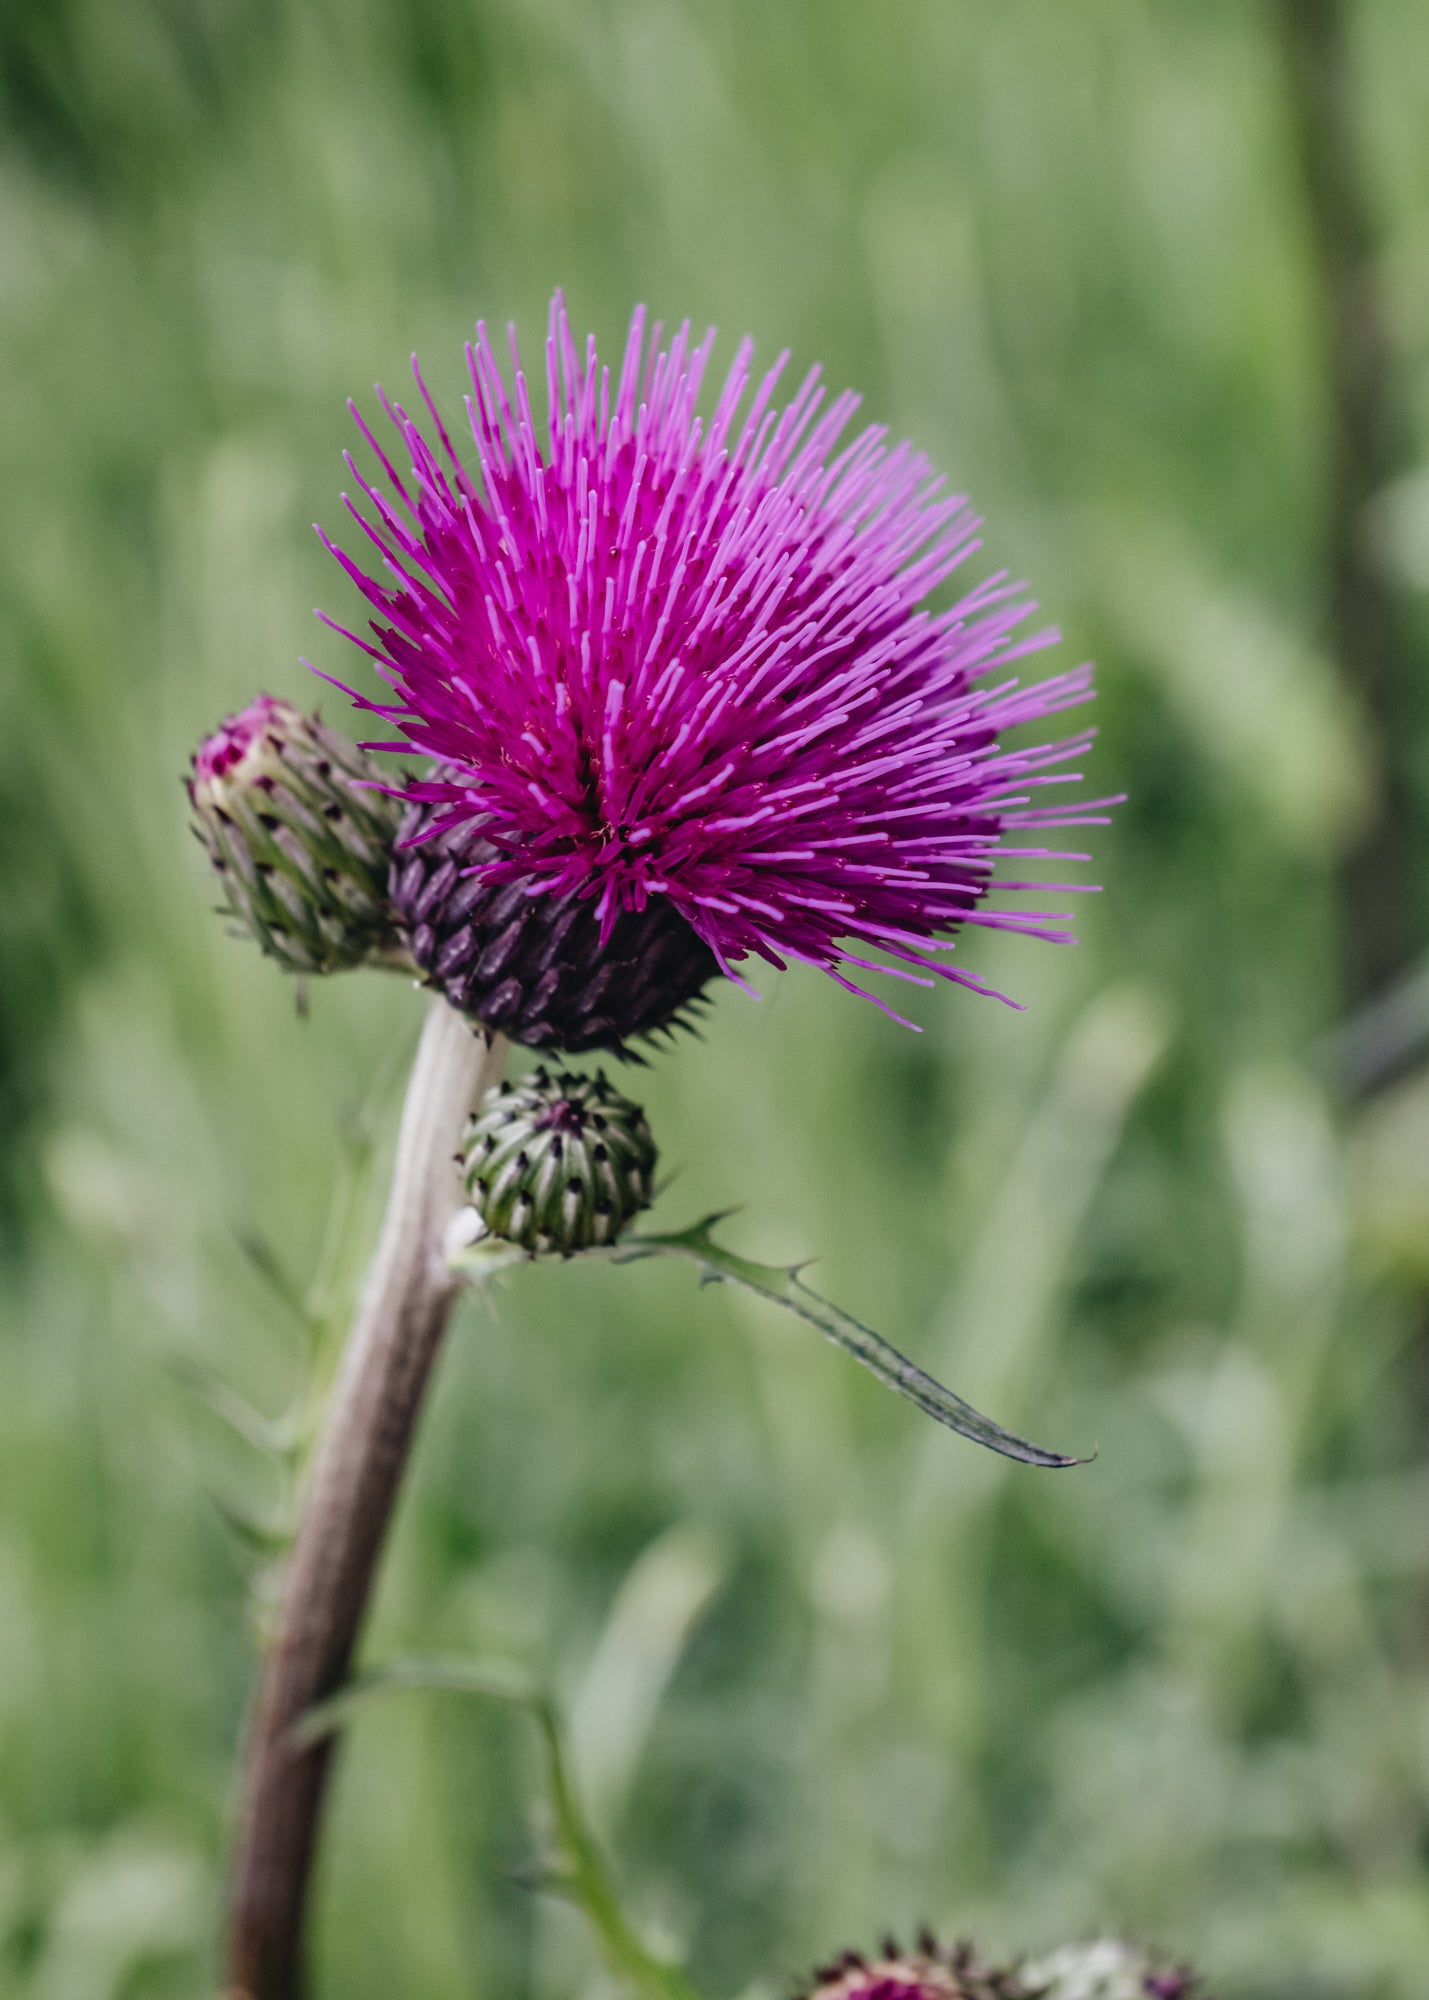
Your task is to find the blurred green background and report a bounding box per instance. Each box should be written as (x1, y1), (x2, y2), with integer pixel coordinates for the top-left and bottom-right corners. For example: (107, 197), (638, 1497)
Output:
(4, 1), (1429, 1995)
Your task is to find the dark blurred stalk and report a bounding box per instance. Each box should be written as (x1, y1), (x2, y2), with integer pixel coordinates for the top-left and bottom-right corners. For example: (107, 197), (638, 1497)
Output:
(1274, 0), (1420, 1009)
(227, 998), (506, 2000)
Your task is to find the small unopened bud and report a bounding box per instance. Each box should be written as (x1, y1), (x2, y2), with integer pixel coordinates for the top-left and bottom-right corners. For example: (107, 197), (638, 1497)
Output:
(1020, 1940), (1199, 2000)
(188, 695), (403, 974)
(460, 1068), (657, 1255)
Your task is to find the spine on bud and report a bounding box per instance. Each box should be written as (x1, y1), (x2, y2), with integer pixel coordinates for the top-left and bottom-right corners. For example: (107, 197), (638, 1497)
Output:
(189, 694), (404, 975)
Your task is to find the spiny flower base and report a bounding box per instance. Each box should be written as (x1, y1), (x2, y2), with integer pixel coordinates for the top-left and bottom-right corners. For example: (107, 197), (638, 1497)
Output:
(189, 695), (403, 975)
(393, 806), (719, 1055)
(460, 1068), (656, 1255)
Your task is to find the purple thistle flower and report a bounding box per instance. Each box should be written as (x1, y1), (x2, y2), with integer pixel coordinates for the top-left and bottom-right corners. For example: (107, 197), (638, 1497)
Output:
(797, 1938), (1023, 2000)
(319, 293), (1111, 1051)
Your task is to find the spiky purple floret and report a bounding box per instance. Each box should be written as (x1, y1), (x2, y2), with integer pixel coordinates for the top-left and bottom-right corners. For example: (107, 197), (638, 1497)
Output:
(319, 293), (1111, 1027)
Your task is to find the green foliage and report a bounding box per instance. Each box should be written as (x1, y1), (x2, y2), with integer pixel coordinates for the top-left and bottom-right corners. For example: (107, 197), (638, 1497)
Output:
(3, 3), (1429, 1998)
(299, 1658), (702, 2000)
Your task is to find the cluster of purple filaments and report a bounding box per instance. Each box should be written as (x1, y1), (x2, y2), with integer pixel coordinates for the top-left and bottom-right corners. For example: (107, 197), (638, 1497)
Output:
(320, 293), (1109, 1027)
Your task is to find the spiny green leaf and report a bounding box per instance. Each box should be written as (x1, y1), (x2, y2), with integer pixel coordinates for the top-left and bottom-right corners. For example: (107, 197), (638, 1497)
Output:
(295, 1658), (703, 2000)
(622, 1217), (1089, 1469)
(447, 1206), (1085, 1465)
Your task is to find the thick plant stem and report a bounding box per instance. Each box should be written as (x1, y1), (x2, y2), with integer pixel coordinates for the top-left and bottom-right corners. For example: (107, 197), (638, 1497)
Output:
(227, 998), (508, 2000)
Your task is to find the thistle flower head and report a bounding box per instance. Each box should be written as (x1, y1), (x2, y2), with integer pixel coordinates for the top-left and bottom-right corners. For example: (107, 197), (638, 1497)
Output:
(323, 294), (1110, 1048)
(799, 1938), (1023, 2000)
(799, 1938), (1199, 2000)
(189, 694), (403, 975)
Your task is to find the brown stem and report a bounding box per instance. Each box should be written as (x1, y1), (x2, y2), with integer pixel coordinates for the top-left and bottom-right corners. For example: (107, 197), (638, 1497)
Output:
(227, 998), (508, 2000)
(1275, 0), (1420, 1004)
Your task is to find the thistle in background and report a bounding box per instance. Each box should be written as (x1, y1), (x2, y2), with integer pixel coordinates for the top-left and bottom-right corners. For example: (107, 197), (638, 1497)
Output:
(800, 1937), (1025, 2000)
(799, 1937), (1200, 2000)
(189, 694), (404, 975)
(324, 292), (1111, 1054)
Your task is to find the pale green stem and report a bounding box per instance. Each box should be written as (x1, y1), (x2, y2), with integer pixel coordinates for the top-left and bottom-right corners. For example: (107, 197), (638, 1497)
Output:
(227, 997), (508, 2000)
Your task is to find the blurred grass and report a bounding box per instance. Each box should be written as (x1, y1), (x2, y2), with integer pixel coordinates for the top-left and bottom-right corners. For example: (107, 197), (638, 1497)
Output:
(4, 2), (1429, 1996)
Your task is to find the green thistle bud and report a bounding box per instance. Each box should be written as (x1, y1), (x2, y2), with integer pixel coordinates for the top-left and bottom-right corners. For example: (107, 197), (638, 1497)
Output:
(188, 695), (404, 975)
(460, 1068), (657, 1256)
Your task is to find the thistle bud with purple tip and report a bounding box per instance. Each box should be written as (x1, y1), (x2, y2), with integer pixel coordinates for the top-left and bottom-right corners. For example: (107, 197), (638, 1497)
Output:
(189, 694), (404, 975)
